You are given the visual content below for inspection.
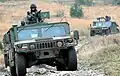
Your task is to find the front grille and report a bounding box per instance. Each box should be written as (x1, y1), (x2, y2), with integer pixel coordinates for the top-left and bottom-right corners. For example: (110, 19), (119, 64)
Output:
(36, 41), (57, 49)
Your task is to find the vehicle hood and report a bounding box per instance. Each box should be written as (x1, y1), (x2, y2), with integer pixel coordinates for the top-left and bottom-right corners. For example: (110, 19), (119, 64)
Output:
(14, 36), (71, 45)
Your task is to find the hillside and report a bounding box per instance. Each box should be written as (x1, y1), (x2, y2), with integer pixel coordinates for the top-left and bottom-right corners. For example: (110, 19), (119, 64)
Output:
(0, 1), (120, 38)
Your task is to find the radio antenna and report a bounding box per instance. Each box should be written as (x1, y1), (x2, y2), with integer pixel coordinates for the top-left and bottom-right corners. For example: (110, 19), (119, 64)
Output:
(60, 16), (68, 22)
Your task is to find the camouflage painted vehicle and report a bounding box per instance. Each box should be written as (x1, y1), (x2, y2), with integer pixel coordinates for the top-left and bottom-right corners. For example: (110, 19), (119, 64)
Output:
(3, 11), (79, 76)
(90, 17), (119, 36)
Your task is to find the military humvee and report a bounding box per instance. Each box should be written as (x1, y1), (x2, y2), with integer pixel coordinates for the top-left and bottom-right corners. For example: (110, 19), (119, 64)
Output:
(3, 11), (79, 76)
(90, 17), (119, 36)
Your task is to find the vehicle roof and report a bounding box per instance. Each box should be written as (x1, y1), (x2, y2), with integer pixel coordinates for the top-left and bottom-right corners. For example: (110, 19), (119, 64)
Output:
(19, 22), (69, 28)
(4, 22), (69, 35)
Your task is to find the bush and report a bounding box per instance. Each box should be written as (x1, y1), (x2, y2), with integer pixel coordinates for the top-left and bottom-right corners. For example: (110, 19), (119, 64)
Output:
(0, 42), (3, 51)
(0, 0), (4, 2)
(70, 3), (83, 18)
(79, 29), (89, 36)
(77, 0), (93, 6)
(55, 10), (64, 17)
(112, 0), (120, 5)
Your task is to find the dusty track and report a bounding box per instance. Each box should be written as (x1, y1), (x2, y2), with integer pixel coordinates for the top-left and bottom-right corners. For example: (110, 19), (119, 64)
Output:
(1, 33), (119, 76)
(2, 34), (119, 76)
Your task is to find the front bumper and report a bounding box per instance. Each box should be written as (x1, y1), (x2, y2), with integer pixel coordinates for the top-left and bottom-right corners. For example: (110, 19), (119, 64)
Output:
(15, 40), (77, 53)
(91, 28), (109, 33)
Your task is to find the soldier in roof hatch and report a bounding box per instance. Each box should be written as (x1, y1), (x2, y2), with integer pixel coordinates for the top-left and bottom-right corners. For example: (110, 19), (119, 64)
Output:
(26, 4), (43, 24)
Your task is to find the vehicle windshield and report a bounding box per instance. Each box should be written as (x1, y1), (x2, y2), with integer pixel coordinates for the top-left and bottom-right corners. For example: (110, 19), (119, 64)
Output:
(93, 22), (104, 27)
(18, 25), (67, 41)
(93, 21), (112, 27)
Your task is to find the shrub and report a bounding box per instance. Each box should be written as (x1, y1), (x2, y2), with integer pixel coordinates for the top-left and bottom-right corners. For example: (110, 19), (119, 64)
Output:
(0, 0), (4, 2)
(55, 10), (64, 17)
(77, 0), (93, 6)
(112, 0), (120, 5)
(70, 3), (83, 18)
(0, 42), (3, 51)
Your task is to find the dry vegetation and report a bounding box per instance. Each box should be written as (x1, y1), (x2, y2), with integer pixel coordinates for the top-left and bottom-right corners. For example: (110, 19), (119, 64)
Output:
(1, 1), (120, 37)
(0, 1), (120, 75)
(89, 45), (120, 76)
(77, 34), (120, 76)
(0, 51), (3, 64)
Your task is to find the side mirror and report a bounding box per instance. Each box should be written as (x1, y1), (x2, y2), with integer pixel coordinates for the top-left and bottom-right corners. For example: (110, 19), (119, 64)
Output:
(73, 30), (79, 40)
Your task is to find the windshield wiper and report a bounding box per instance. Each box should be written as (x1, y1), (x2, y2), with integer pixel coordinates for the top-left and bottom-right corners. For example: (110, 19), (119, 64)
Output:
(45, 24), (55, 32)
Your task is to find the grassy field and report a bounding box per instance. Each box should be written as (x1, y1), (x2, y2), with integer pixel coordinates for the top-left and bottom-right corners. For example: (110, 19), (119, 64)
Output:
(79, 44), (120, 76)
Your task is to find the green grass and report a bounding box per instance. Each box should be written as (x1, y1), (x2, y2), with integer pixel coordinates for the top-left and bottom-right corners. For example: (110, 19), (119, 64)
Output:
(82, 45), (120, 76)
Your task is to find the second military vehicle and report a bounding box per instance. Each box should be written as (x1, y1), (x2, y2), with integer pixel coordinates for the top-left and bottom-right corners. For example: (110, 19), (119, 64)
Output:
(90, 16), (119, 36)
(3, 6), (79, 76)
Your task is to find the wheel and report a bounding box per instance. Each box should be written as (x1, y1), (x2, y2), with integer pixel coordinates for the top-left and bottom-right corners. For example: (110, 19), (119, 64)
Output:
(105, 29), (110, 35)
(4, 54), (9, 68)
(56, 50), (66, 71)
(56, 64), (66, 71)
(56, 66), (65, 71)
(10, 66), (17, 76)
(116, 29), (119, 33)
(66, 47), (77, 71)
(90, 31), (94, 36)
(15, 53), (26, 76)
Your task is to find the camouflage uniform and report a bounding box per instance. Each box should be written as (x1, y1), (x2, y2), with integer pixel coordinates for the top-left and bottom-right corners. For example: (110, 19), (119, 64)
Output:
(25, 4), (43, 24)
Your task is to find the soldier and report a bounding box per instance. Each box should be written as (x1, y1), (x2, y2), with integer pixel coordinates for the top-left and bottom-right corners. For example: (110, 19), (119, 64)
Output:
(105, 16), (112, 27)
(26, 4), (38, 24)
(26, 4), (43, 24)
(105, 16), (111, 22)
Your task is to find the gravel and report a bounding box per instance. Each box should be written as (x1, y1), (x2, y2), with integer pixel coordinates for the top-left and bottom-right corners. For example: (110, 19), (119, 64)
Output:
(0, 59), (105, 76)
(0, 36), (105, 76)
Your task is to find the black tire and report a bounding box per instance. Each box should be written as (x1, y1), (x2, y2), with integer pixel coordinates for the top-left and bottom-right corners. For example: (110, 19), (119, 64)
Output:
(15, 53), (26, 76)
(90, 31), (94, 36)
(117, 29), (119, 33)
(4, 54), (8, 68)
(57, 66), (64, 71)
(56, 64), (66, 71)
(67, 47), (77, 71)
(105, 29), (110, 35)
(10, 66), (17, 76)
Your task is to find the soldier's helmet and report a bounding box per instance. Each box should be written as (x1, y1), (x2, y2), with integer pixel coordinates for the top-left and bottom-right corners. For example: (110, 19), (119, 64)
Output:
(105, 16), (111, 21)
(30, 4), (37, 12)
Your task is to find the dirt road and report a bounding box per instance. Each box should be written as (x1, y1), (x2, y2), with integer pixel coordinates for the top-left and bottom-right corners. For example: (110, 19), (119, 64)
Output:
(0, 36), (106, 76)
(0, 58), (104, 76)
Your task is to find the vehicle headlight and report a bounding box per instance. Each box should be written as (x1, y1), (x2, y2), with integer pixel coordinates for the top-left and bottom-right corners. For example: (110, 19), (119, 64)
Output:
(17, 44), (23, 48)
(67, 38), (73, 43)
(22, 44), (28, 49)
(17, 44), (28, 49)
(57, 41), (63, 47)
(102, 27), (108, 30)
(29, 44), (36, 49)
